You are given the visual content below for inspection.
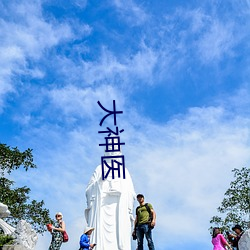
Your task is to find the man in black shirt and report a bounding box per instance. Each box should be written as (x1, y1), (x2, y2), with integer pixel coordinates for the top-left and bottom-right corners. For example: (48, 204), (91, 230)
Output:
(231, 225), (244, 250)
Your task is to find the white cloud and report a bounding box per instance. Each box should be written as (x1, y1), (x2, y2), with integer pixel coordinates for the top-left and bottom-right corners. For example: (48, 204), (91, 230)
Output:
(73, 0), (87, 9)
(196, 20), (235, 63)
(188, 8), (210, 33)
(0, 45), (25, 110)
(159, 7), (239, 67)
(126, 43), (158, 84)
(48, 84), (124, 120)
(81, 45), (158, 86)
(0, 2), (73, 58)
(224, 84), (250, 115)
(112, 0), (148, 26)
(81, 48), (127, 85)
(0, 1), (74, 110)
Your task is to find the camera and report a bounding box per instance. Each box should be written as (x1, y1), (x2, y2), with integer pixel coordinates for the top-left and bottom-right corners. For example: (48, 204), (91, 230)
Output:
(132, 231), (137, 240)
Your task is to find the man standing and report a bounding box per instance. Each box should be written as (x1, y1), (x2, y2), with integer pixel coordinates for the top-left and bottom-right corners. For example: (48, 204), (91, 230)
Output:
(231, 225), (244, 250)
(133, 194), (156, 250)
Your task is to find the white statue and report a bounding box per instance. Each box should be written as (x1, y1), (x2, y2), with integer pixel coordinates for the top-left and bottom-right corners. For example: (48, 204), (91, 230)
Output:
(239, 229), (250, 250)
(0, 202), (11, 218)
(85, 139), (136, 250)
(0, 203), (38, 250)
(0, 202), (15, 235)
(13, 220), (38, 250)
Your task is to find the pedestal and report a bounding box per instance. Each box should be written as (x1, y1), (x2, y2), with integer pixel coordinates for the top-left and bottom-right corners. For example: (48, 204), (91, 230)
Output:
(1, 245), (26, 250)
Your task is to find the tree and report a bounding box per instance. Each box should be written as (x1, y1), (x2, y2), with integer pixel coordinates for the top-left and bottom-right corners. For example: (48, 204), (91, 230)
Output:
(0, 143), (52, 233)
(210, 167), (250, 232)
(0, 144), (36, 175)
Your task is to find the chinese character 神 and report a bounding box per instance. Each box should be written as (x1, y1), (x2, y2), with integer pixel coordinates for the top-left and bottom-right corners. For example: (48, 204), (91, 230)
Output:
(99, 136), (125, 153)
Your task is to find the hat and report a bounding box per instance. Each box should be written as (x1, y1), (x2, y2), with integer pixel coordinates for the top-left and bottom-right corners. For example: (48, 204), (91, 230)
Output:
(55, 212), (63, 218)
(232, 225), (243, 231)
(137, 194), (144, 198)
(84, 227), (94, 234)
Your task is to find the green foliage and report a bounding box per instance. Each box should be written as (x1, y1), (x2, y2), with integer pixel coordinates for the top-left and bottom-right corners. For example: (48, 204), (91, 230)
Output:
(210, 167), (250, 232)
(0, 144), (36, 176)
(0, 234), (14, 246)
(0, 143), (52, 233)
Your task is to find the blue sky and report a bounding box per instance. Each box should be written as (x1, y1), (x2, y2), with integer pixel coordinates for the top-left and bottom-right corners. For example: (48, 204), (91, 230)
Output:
(1, 0), (250, 249)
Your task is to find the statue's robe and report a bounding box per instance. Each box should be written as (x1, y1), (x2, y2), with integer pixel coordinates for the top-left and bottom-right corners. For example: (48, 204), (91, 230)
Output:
(85, 162), (136, 250)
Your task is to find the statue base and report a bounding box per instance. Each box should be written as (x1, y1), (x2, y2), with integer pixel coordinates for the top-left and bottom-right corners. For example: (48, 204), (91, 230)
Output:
(1, 245), (26, 250)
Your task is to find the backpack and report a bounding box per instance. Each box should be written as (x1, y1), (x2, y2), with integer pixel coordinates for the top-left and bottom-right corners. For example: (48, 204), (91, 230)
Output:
(136, 203), (154, 229)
